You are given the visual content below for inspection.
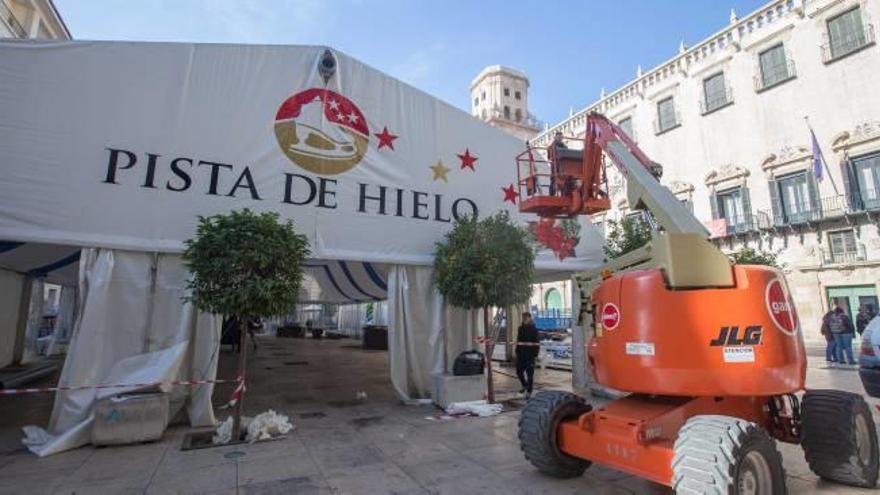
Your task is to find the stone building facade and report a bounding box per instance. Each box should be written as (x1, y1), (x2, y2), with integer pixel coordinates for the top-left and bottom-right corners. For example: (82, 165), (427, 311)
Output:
(0, 0), (69, 39)
(470, 65), (541, 142)
(536, 0), (880, 342)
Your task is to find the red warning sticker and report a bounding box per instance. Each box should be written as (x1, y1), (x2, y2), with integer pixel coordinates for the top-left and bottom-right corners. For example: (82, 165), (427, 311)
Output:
(602, 303), (621, 330)
(765, 277), (798, 336)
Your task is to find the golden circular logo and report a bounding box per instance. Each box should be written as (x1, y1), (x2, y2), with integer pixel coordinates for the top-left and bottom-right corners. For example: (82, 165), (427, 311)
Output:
(274, 88), (369, 175)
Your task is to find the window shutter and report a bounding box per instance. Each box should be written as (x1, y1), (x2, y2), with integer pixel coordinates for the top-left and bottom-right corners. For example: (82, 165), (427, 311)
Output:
(842, 158), (861, 210)
(741, 187), (752, 229)
(710, 192), (719, 219)
(768, 179), (782, 225)
(806, 173), (821, 220)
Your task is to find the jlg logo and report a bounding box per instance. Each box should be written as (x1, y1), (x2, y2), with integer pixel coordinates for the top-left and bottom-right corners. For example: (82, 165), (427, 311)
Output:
(709, 326), (763, 347)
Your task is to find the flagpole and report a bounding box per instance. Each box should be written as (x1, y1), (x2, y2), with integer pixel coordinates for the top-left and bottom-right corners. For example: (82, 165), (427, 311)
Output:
(804, 116), (840, 196)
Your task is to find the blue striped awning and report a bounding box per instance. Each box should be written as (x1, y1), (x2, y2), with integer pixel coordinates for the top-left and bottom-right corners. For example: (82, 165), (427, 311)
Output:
(0, 241), (80, 286)
(300, 260), (388, 303)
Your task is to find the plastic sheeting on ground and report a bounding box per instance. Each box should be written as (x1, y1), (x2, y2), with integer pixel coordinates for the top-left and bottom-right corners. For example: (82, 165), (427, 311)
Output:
(387, 265), (482, 400)
(24, 249), (220, 457)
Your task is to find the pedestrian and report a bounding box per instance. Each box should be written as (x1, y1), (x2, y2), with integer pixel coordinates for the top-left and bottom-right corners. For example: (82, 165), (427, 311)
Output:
(856, 305), (873, 336)
(516, 312), (540, 399)
(821, 309), (837, 365)
(828, 303), (856, 366)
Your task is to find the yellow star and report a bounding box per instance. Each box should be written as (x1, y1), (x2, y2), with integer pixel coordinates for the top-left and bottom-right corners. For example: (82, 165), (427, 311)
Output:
(430, 160), (450, 183)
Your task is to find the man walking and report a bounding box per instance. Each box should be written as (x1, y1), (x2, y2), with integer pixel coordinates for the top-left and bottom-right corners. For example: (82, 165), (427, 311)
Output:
(516, 312), (540, 399)
(828, 303), (856, 366)
(821, 309), (837, 365)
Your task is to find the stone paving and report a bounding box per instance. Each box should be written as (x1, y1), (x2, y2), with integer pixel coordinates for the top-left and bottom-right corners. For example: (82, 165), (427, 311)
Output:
(0, 337), (877, 494)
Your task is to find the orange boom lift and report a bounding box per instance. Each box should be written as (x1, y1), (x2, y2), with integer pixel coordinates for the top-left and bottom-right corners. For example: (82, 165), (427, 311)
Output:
(516, 113), (879, 493)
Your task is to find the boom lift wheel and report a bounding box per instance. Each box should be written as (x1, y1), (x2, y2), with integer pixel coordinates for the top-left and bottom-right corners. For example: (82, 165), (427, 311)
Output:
(518, 391), (592, 478)
(672, 415), (786, 495)
(801, 390), (879, 487)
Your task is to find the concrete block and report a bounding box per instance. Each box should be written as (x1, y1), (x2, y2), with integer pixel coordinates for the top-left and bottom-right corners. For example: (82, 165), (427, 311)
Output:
(432, 372), (486, 409)
(92, 392), (169, 446)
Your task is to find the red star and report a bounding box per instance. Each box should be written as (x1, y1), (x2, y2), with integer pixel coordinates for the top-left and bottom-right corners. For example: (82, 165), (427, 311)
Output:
(457, 149), (478, 171)
(375, 126), (398, 150)
(502, 184), (518, 204)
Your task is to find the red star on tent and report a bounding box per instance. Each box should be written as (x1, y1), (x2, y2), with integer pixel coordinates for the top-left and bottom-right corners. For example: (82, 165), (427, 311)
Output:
(375, 127), (398, 150)
(457, 149), (478, 171)
(502, 184), (518, 204)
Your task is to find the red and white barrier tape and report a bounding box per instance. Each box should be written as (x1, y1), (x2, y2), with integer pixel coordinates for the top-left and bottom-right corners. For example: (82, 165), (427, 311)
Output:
(1, 377), (243, 396)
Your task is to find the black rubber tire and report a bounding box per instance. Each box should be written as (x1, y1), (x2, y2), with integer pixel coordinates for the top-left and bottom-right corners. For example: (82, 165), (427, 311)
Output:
(672, 415), (787, 495)
(801, 389), (879, 488)
(518, 390), (592, 478)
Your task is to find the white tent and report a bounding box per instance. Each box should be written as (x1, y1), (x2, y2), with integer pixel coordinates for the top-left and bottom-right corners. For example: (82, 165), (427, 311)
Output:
(0, 40), (604, 455)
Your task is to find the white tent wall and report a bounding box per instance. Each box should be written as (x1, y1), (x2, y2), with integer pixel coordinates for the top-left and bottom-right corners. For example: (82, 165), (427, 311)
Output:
(21, 279), (45, 364)
(387, 265), (481, 400)
(46, 286), (76, 356)
(25, 248), (220, 457)
(0, 268), (26, 367)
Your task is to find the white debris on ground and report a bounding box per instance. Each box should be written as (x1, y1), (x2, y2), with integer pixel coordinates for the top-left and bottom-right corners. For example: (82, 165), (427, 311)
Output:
(211, 410), (294, 444)
(246, 409), (293, 442)
(445, 400), (503, 417)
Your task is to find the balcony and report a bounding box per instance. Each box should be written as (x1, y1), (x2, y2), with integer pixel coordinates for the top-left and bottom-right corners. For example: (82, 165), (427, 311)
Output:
(754, 59), (797, 93)
(0, 1), (26, 38)
(700, 87), (734, 115)
(823, 243), (868, 266)
(653, 110), (682, 135)
(763, 195), (856, 227)
(822, 23), (875, 63)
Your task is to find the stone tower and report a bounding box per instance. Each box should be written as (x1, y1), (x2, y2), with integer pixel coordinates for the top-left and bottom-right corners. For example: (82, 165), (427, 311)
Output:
(470, 65), (540, 141)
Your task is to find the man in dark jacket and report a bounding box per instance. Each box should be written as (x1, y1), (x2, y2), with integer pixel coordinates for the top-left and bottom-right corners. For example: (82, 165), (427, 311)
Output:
(516, 312), (541, 399)
(828, 304), (856, 366)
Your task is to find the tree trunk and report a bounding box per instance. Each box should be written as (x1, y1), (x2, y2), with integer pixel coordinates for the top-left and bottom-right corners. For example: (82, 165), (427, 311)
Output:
(231, 318), (248, 442)
(484, 306), (495, 403)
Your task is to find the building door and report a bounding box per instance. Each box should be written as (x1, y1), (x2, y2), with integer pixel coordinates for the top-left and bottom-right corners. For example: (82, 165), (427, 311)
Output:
(827, 285), (877, 327)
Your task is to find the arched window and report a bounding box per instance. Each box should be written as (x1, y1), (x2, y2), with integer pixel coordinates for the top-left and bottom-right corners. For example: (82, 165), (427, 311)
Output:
(545, 288), (562, 310)
(504, 106), (510, 120)
(515, 108), (522, 122)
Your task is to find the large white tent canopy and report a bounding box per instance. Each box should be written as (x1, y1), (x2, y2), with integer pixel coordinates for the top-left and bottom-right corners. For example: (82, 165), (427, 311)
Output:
(0, 40), (604, 455)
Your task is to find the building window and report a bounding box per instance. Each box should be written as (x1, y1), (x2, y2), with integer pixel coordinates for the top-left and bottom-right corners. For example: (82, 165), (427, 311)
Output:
(504, 88), (510, 97)
(515, 91), (522, 100)
(504, 106), (510, 120)
(618, 117), (634, 140)
(481, 91), (486, 101)
(828, 229), (859, 263)
(654, 97), (679, 134)
(473, 97), (478, 107)
(701, 72), (732, 114)
(770, 171), (819, 225)
(824, 7), (873, 62)
(757, 43), (795, 91)
(850, 152), (880, 211)
(515, 108), (522, 122)
(712, 186), (752, 233)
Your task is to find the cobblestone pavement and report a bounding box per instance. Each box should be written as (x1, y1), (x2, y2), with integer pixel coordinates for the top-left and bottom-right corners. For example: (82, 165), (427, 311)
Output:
(0, 337), (877, 494)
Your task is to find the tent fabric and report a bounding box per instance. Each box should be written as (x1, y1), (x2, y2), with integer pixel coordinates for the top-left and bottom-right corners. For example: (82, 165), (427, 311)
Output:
(0, 241), (80, 286)
(300, 261), (388, 303)
(0, 40), (604, 273)
(387, 265), (481, 400)
(0, 269), (25, 368)
(25, 248), (220, 457)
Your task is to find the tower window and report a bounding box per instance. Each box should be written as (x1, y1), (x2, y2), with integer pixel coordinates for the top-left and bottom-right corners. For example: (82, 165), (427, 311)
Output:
(481, 91), (486, 101)
(515, 91), (522, 100)
(504, 106), (510, 120)
(515, 108), (522, 122)
(504, 88), (510, 97)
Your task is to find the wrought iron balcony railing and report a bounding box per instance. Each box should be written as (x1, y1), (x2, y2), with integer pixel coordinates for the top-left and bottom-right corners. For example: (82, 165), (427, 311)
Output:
(700, 87), (734, 115)
(822, 23), (875, 63)
(823, 243), (868, 265)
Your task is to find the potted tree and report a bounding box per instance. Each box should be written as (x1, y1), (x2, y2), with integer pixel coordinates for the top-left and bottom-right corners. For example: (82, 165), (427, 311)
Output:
(434, 211), (534, 403)
(184, 209), (309, 441)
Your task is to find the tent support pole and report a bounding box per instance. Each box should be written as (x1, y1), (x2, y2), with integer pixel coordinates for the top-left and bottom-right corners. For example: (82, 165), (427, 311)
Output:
(12, 276), (33, 365)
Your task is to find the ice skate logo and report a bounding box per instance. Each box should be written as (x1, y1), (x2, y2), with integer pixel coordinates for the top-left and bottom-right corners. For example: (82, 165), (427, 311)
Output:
(274, 88), (369, 175)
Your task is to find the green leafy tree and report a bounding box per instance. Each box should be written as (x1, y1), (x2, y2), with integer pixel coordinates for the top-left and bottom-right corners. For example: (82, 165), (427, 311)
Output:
(434, 210), (534, 402)
(183, 209), (309, 439)
(729, 247), (779, 268)
(603, 216), (653, 258)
